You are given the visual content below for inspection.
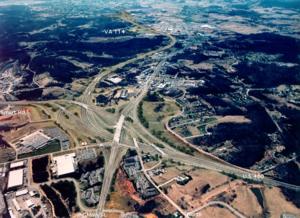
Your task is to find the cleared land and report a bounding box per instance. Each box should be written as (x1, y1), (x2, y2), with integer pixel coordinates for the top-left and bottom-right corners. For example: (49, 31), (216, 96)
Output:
(199, 205), (236, 218)
(231, 185), (263, 217)
(164, 169), (230, 211)
(264, 187), (300, 217)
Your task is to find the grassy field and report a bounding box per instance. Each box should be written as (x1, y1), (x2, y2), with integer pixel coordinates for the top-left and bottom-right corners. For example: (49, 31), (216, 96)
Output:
(140, 98), (194, 155)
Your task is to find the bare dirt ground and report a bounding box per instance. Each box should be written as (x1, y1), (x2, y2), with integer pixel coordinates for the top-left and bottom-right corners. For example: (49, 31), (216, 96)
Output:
(3, 121), (56, 144)
(231, 185), (263, 217)
(216, 115), (251, 124)
(105, 169), (139, 212)
(199, 180), (242, 203)
(152, 166), (190, 185)
(143, 213), (158, 218)
(264, 187), (300, 218)
(187, 125), (201, 136)
(70, 78), (90, 94)
(165, 169), (230, 211)
(183, 60), (214, 71)
(35, 72), (55, 87)
(144, 161), (161, 170)
(0, 107), (29, 124)
(155, 196), (177, 215)
(27, 105), (49, 121)
(104, 213), (121, 218)
(198, 205), (236, 218)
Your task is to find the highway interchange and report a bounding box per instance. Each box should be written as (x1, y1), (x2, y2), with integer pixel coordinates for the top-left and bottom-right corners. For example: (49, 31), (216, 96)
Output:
(1, 12), (300, 218)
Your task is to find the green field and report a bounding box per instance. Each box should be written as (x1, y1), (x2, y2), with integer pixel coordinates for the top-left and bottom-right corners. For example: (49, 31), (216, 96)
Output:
(140, 98), (194, 155)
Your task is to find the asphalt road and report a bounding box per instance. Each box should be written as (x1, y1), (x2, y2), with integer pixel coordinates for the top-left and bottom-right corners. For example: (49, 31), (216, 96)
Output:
(2, 12), (300, 218)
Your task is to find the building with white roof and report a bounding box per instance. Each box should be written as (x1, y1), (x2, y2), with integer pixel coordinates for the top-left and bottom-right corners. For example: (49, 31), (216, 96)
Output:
(25, 199), (34, 208)
(52, 153), (77, 176)
(107, 76), (122, 84)
(29, 190), (38, 197)
(10, 161), (24, 169)
(15, 188), (28, 197)
(7, 169), (24, 189)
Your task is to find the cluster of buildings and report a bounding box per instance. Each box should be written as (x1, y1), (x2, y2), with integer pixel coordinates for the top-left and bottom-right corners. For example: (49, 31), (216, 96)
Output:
(95, 73), (139, 106)
(81, 186), (101, 206)
(80, 168), (104, 188)
(269, 85), (300, 105)
(0, 62), (23, 101)
(6, 161), (27, 190)
(80, 168), (104, 206)
(95, 88), (131, 106)
(134, 174), (158, 199)
(47, 148), (105, 206)
(74, 148), (105, 206)
(123, 155), (141, 178)
(122, 154), (158, 199)
(2, 160), (50, 218)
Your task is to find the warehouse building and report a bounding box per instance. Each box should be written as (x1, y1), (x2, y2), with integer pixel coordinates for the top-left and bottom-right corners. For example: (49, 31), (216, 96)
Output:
(52, 153), (77, 177)
(7, 169), (24, 189)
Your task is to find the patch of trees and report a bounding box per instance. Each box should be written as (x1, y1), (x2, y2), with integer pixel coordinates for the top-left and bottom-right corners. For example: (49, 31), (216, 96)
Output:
(40, 184), (69, 217)
(154, 103), (165, 112)
(125, 116), (133, 123)
(138, 101), (149, 128)
(144, 91), (163, 102)
(52, 180), (79, 213)
(151, 129), (194, 155)
(32, 156), (49, 183)
(105, 108), (116, 113)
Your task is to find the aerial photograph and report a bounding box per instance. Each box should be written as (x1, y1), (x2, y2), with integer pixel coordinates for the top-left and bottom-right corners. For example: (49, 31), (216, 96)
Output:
(0, 0), (299, 217)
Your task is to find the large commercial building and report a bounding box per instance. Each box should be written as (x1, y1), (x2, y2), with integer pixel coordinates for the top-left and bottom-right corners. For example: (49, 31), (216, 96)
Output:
(52, 153), (77, 177)
(7, 169), (24, 189)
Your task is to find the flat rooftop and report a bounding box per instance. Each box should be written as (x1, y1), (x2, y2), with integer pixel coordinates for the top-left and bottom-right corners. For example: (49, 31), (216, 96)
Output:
(107, 76), (122, 84)
(10, 161), (24, 169)
(53, 153), (76, 176)
(7, 169), (24, 189)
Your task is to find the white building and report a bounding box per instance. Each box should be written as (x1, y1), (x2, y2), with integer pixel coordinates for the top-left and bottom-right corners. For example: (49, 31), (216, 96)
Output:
(52, 153), (77, 176)
(10, 161), (24, 169)
(107, 76), (122, 85)
(25, 199), (34, 208)
(15, 188), (28, 197)
(7, 169), (24, 189)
